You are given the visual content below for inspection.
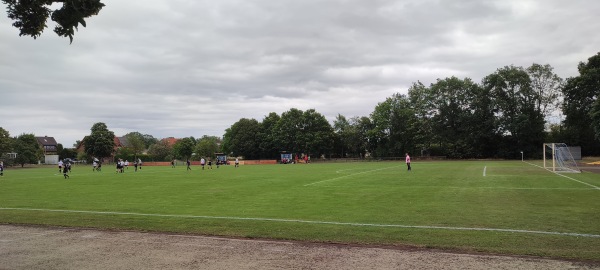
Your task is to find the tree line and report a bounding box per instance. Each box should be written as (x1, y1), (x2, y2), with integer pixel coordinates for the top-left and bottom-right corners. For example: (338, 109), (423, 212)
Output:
(223, 52), (600, 160)
(2, 52), (600, 164)
(76, 123), (224, 163)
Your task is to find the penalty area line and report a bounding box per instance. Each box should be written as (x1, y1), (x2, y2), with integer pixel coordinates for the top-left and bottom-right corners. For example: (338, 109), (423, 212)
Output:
(524, 161), (600, 190)
(0, 207), (599, 239)
(304, 166), (401, 186)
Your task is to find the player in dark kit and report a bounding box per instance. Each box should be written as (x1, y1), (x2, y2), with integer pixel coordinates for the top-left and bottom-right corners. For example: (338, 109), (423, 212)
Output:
(63, 164), (70, 179)
(116, 160), (123, 173)
(186, 159), (191, 171)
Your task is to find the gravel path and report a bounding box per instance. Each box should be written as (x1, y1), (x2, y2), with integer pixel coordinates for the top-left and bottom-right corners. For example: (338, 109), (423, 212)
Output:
(0, 225), (598, 269)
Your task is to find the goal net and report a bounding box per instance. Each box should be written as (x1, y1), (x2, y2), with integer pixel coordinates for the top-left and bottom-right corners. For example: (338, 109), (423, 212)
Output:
(543, 143), (580, 173)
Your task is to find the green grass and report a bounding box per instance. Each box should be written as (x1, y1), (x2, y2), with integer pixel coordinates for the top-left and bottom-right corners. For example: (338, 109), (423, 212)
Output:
(1, 160), (599, 261)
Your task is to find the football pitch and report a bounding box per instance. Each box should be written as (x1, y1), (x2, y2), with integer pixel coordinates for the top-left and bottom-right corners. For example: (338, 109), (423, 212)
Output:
(0, 160), (599, 260)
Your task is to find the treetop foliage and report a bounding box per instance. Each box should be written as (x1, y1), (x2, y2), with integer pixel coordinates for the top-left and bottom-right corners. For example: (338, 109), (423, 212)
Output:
(3, 0), (105, 43)
(82, 122), (115, 159)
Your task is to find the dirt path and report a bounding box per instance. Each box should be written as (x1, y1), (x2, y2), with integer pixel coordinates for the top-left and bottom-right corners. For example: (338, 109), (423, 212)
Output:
(0, 225), (598, 269)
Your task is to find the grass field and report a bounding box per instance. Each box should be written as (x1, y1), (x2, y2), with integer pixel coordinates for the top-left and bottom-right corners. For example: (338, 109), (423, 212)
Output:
(1, 160), (599, 261)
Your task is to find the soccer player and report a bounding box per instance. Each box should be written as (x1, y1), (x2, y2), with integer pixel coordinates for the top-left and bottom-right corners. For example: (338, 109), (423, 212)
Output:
(125, 160), (129, 170)
(116, 159), (122, 174)
(93, 160), (98, 171)
(200, 157), (205, 170)
(63, 163), (70, 179)
(235, 158), (239, 168)
(207, 159), (212, 169)
(58, 159), (63, 173)
(186, 159), (191, 171)
(138, 158), (142, 170)
(171, 159), (176, 168)
(0, 161), (4, 176)
(405, 153), (411, 171)
(134, 160), (138, 172)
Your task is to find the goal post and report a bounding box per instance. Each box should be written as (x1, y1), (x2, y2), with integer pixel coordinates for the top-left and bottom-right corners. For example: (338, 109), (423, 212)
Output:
(543, 143), (580, 173)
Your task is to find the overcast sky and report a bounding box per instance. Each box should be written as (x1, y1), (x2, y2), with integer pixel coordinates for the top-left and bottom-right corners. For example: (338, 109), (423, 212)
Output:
(1, 0), (599, 147)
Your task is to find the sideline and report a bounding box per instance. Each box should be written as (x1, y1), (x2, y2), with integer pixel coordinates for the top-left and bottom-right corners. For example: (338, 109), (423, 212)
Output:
(1, 207), (599, 239)
(309, 185), (595, 190)
(523, 161), (600, 190)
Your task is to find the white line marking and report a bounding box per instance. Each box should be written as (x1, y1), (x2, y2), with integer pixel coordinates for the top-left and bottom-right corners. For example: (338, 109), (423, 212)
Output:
(304, 166), (400, 186)
(0, 207), (598, 238)
(524, 161), (600, 190)
(483, 166), (487, 177)
(327, 186), (595, 190)
(335, 168), (360, 173)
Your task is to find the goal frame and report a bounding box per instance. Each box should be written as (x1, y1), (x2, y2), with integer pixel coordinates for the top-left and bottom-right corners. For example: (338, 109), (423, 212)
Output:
(543, 143), (580, 173)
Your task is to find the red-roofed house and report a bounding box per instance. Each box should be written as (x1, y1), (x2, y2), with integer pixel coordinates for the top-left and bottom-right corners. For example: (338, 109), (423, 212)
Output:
(161, 137), (179, 147)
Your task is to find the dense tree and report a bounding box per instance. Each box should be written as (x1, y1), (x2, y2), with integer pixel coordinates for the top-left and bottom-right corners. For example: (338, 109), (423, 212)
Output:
(428, 77), (481, 158)
(369, 98), (392, 157)
(173, 137), (195, 160)
(564, 52), (600, 155)
(0, 127), (12, 156)
(526, 63), (563, 121)
(370, 93), (418, 157)
(466, 83), (499, 158)
(124, 132), (146, 160)
(147, 139), (173, 161)
(2, 0), (105, 43)
(273, 108), (305, 154)
(141, 134), (158, 149)
(13, 133), (41, 167)
(272, 108), (334, 157)
(82, 122), (115, 161)
(353, 116), (372, 158)
(57, 144), (77, 160)
(333, 115), (369, 158)
(301, 109), (335, 157)
(545, 123), (569, 144)
(195, 136), (221, 159)
(483, 66), (544, 158)
(258, 112), (280, 159)
(333, 114), (351, 158)
(407, 82), (435, 155)
(223, 118), (261, 159)
(114, 147), (133, 161)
